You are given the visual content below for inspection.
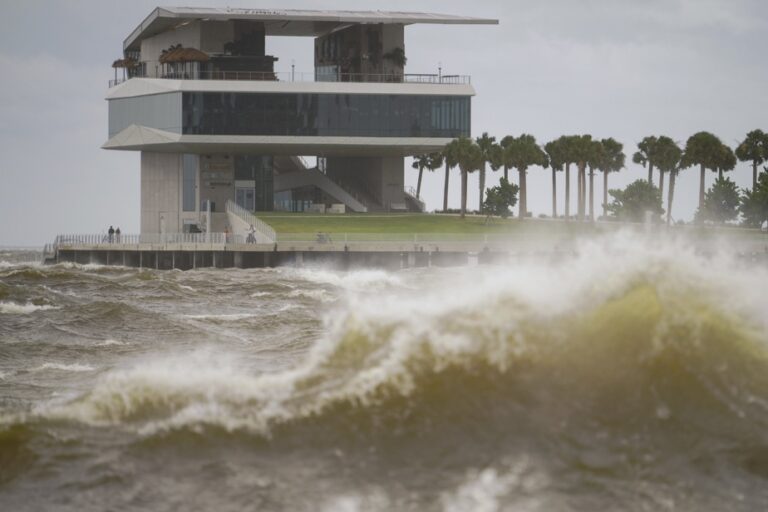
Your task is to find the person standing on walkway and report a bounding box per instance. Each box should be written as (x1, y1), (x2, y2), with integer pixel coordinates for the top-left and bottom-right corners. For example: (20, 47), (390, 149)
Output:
(108, 226), (115, 243)
(115, 227), (121, 243)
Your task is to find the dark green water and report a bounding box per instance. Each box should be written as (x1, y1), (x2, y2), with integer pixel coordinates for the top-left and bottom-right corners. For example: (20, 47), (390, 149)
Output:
(1, 237), (767, 511)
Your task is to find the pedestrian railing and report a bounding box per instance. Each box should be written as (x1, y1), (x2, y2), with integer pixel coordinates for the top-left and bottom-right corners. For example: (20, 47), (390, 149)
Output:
(225, 201), (277, 242)
(109, 70), (471, 88)
(272, 233), (546, 244)
(48, 231), (584, 250)
(53, 233), (232, 247)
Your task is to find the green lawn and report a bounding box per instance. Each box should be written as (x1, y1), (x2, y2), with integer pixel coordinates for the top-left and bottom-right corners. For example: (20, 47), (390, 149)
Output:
(257, 212), (620, 235)
(255, 212), (768, 243)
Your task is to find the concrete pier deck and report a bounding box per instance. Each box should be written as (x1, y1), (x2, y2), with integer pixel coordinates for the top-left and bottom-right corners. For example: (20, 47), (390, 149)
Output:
(44, 230), (768, 270)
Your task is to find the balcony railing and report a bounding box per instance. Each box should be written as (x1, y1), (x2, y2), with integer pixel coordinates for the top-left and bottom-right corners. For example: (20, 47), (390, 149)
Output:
(109, 70), (470, 88)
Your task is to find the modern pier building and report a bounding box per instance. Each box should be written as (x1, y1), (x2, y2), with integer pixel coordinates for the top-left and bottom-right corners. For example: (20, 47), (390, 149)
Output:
(104, 7), (497, 237)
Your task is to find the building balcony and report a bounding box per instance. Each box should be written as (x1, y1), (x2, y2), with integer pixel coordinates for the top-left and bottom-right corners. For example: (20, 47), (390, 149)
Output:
(108, 70), (471, 88)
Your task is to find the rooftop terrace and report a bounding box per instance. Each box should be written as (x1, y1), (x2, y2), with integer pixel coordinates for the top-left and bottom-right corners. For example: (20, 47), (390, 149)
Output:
(109, 70), (471, 88)
(125, 7), (498, 50)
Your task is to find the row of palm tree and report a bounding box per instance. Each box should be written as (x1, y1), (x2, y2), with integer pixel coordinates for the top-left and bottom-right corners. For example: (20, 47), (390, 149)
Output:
(411, 129), (768, 223)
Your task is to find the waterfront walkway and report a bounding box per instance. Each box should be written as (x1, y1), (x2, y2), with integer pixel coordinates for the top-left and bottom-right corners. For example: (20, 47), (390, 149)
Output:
(43, 231), (768, 270)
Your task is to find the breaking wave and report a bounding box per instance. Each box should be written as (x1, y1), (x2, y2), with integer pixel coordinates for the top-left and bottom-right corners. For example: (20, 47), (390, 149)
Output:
(0, 301), (59, 315)
(291, 268), (404, 291)
(34, 362), (96, 373)
(12, 234), (765, 459)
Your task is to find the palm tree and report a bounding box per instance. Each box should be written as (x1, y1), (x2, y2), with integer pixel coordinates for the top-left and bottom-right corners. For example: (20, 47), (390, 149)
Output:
(442, 142), (461, 212)
(545, 138), (565, 218)
(633, 136), (658, 185)
(569, 135), (595, 220)
(475, 132), (496, 211)
(445, 137), (483, 218)
(681, 131), (723, 211)
(411, 153), (443, 199)
(596, 138), (625, 219)
(587, 140), (604, 221)
(560, 135), (577, 220)
(488, 142), (505, 185)
(650, 136), (677, 200)
(736, 129), (768, 189)
(652, 138), (682, 225)
(498, 136), (516, 182)
(715, 144), (736, 180)
(504, 134), (549, 219)
(411, 155), (430, 199)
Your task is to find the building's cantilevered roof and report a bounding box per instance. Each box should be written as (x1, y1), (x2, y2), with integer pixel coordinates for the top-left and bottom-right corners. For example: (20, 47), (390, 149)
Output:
(124, 6), (498, 51)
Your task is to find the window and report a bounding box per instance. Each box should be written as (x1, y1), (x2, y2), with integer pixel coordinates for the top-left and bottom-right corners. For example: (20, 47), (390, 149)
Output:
(182, 92), (470, 138)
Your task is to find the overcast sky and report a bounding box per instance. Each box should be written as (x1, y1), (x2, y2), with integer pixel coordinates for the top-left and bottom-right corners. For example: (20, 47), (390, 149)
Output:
(1, 0), (766, 246)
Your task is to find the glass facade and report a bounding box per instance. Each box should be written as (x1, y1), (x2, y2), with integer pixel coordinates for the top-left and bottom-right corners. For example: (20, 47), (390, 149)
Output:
(182, 92), (470, 138)
(108, 92), (182, 137)
(234, 156), (274, 211)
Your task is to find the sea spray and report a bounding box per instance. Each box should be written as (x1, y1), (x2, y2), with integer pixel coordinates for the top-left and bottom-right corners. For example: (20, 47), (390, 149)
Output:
(2, 233), (768, 511)
(21, 233), (768, 438)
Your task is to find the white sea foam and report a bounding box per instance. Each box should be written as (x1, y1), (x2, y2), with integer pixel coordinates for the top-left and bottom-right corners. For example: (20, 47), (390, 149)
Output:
(36, 362), (96, 373)
(177, 285), (196, 292)
(442, 460), (548, 512)
(184, 313), (259, 321)
(293, 268), (403, 291)
(97, 339), (126, 347)
(250, 291), (271, 298)
(288, 289), (336, 302)
(319, 489), (390, 512)
(0, 302), (59, 314)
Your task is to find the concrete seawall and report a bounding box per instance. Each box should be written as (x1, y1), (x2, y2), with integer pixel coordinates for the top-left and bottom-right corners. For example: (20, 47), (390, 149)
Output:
(47, 233), (768, 271)
(52, 245), (480, 270)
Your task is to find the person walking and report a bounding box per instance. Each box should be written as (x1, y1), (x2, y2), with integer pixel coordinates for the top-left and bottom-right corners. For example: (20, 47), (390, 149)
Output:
(108, 225), (115, 243)
(115, 227), (121, 243)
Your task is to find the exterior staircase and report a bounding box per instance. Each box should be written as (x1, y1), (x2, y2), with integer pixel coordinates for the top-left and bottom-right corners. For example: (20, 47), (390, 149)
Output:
(225, 200), (277, 243)
(403, 186), (426, 212)
(273, 167), (369, 212)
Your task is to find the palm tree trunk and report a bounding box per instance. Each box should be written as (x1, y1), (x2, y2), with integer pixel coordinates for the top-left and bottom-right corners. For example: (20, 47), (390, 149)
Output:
(479, 165), (486, 212)
(602, 171), (608, 218)
(658, 170), (665, 200)
(588, 169), (595, 221)
(504, 165), (508, 182)
(576, 165), (582, 219)
(699, 164), (706, 209)
(667, 171), (676, 226)
(582, 167), (587, 219)
(460, 168), (467, 218)
(552, 168), (557, 218)
(443, 164), (450, 212)
(518, 168), (527, 219)
(416, 168), (424, 199)
(578, 163), (586, 220)
(565, 163), (571, 220)
(718, 168), (723, 180)
(648, 164), (654, 185)
(754, 161), (758, 189)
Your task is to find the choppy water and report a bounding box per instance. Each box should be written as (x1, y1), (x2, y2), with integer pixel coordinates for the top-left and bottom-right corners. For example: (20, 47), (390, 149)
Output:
(1, 234), (768, 511)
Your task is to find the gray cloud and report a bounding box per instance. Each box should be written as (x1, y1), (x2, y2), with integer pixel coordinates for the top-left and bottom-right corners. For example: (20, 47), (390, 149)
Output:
(1, 0), (766, 245)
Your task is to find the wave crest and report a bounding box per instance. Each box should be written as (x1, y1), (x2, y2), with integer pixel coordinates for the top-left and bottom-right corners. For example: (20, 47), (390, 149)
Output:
(16, 235), (768, 444)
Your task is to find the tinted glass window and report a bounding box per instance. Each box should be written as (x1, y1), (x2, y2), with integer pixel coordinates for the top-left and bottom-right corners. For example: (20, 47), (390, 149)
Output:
(182, 92), (470, 138)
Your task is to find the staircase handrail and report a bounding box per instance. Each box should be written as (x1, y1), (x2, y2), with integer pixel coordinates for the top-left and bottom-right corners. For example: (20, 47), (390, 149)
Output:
(225, 200), (277, 242)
